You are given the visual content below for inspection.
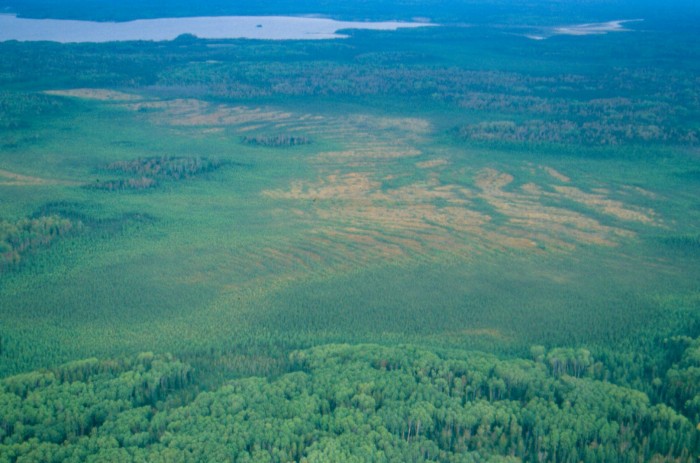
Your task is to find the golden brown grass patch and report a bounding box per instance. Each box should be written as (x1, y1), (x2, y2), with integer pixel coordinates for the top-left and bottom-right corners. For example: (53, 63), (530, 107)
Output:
(552, 185), (658, 224)
(347, 115), (431, 134)
(264, 171), (380, 201)
(0, 169), (75, 186)
(111, 96), (663, 274)
(416, 158), (449, 169)
(315, 147), (422, 162)
(473, 167), (639, 248)
(541, 166), (571, 183)
(474, 168), (515, 193)
(45, 88), (142, 101)
(123, 99), (297, 128)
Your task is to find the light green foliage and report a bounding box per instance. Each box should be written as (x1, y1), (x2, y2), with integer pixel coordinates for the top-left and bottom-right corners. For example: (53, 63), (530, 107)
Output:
(0, 215), (77, 271)
(1, 345), (697, 462)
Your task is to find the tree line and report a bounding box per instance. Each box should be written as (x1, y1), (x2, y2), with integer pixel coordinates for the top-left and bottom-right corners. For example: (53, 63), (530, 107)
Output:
(1, 344), (697, 462)
(241, 134), (311, 148)
(88, 156), (222, 191)
(0, 215), (78, 272)
(456, 119), (698, 147)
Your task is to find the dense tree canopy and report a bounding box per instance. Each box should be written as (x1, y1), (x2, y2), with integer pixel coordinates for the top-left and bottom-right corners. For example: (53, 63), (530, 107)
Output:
(1, 344), (698, 462)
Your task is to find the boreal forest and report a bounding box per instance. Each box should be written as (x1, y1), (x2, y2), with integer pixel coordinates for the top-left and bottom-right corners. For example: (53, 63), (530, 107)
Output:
(0, 0), (699, 461)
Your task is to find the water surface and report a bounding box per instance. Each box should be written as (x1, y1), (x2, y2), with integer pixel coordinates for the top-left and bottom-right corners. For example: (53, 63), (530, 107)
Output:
(0, 14), (434, 42)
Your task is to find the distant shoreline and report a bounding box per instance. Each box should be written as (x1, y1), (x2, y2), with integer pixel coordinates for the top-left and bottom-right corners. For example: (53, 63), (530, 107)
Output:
(523, 19), (643, 40)
(0, 14), (436, 43)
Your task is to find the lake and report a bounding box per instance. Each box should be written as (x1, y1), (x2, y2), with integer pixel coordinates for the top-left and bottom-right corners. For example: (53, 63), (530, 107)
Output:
(0, 14), (434, 42)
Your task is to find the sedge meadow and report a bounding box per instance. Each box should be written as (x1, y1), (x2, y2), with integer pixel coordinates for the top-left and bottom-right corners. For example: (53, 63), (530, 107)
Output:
(0, 1), (699, 461)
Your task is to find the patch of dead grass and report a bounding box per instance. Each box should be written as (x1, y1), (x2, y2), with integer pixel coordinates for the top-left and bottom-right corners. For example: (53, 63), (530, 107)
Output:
(416, 158), (449, 169)
(541, 166), (571, 183)
(552, 185), (658, 224)
(108, 95), (663, 271)
(0, 168), (75, 186)
(45, 88), (142, 101)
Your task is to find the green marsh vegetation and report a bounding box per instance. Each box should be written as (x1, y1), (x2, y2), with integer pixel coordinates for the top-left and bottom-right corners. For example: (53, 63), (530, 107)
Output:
(1, 4), (700, 460)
